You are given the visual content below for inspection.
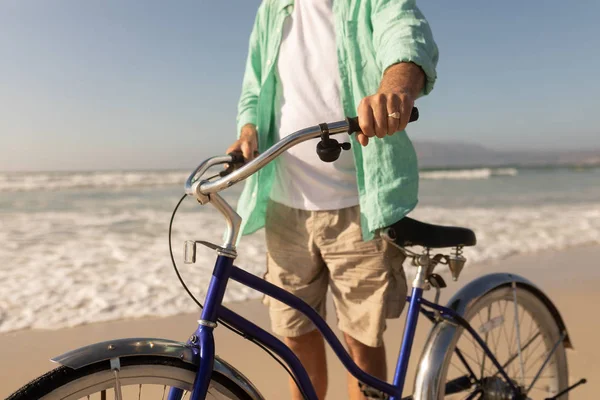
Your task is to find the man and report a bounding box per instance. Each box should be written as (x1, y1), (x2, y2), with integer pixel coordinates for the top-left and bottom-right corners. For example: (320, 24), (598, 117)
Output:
(227, 1), (438, 398)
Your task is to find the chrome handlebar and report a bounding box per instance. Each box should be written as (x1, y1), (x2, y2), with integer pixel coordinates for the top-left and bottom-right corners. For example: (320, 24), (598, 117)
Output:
(184, 119), (351, 200)
(183, 119), (351, 254)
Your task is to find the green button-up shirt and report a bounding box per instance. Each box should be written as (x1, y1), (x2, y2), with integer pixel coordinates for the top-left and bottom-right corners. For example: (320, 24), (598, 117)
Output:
(236, 0), (439, 240)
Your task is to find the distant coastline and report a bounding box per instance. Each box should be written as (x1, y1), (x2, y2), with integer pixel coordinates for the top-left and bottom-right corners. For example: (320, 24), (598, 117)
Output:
(413, 141), (600, 169)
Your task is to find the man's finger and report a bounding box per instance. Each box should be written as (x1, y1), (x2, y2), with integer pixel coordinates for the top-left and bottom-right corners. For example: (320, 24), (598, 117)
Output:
(225, 142), (241, 156)
(356, 132), (369, 146)
(358, 100), (375, 138)
(387, 94), (401, 135)
(241, 141), (253, 161)
(372, 95), (388, 138)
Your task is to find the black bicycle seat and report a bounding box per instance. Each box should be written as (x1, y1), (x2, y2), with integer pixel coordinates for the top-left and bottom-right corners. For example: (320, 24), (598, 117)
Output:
(385, 217), (476, 248)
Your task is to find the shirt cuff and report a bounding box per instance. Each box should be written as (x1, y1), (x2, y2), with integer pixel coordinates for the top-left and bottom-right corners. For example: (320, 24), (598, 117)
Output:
(381, 52), (437, 96)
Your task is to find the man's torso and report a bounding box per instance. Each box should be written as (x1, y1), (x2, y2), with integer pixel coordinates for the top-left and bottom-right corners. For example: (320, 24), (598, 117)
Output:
(271, 0), (359, 211)
(236, 0), (436, 239)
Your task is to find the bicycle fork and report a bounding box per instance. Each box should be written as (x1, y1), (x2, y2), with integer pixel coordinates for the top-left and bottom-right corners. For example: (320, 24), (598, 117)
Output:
(168, 255), (234, 400)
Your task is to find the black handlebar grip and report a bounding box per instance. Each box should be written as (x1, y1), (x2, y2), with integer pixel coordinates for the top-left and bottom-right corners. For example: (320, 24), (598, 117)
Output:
(228, 150), (246, 165)
(346, 107), (419, 134)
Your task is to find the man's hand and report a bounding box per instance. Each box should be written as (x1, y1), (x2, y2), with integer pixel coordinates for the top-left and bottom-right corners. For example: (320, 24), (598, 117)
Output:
(356, 91), (415, 146)
(356, 62), (424, 146)
(226, 123), (258, 161)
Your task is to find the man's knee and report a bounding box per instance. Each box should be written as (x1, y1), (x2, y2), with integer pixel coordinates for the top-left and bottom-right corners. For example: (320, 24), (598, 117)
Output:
(343, 332), (384, 357)
(285, 329), (323, 349)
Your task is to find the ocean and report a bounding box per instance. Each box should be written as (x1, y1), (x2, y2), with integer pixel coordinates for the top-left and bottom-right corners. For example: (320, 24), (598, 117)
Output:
(1, 166), (599, 333)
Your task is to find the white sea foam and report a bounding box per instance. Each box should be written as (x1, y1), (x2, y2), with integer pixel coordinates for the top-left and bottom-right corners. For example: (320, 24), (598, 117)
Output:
(0, 171), (188, 192)
(1, 201), (599, 333)
(0, 167), (520, 193)
(420, 168), (518, 180)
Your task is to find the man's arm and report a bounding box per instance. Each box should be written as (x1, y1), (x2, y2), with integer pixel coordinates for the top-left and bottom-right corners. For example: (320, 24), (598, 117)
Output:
(230, 5), (265, 160)
(357, 0), (438, 146)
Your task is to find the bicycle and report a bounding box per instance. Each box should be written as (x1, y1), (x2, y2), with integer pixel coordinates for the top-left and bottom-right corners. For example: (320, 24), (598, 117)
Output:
(9, 109), (584, 399)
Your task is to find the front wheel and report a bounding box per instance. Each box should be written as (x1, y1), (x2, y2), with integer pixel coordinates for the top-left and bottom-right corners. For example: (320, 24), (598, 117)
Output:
(8, 356), (252, 400)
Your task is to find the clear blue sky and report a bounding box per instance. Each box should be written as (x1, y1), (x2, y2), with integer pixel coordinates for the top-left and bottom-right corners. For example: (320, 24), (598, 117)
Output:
(1, 0), (599, 171)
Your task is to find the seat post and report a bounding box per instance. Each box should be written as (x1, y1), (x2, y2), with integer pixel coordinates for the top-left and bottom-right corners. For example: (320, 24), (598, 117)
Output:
(412, 248), (432, 289)
(392, 261), (428, 398)
(412, 262), (429, 289)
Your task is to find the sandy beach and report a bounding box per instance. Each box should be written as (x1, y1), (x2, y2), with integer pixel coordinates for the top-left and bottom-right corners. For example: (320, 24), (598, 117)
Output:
(1, 245), (598, 399)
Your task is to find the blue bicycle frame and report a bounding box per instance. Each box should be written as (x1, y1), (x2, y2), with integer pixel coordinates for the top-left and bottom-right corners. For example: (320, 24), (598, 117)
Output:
(172, 119), (518, 399)
(167, 254), (517, 400)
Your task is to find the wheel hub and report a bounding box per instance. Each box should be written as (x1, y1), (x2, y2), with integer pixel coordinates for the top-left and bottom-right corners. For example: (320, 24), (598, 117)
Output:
(480, 377), (515, 400)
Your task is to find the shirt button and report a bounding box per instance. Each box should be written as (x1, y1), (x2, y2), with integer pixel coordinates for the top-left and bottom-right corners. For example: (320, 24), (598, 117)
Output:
(267, 59), (272, 65)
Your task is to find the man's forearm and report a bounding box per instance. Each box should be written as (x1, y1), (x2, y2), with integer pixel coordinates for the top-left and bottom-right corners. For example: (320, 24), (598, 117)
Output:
(379, 62), (425, 99)
(241, 123), (257, 136)
(355, 62), (425, 145)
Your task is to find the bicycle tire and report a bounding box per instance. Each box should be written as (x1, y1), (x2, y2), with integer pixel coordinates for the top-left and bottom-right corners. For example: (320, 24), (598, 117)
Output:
(7, 355), (253, 400)
(439, 286), (569, 399)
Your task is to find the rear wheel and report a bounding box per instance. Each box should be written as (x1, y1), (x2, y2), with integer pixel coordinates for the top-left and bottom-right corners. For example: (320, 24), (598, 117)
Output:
(8, 356), (252, 400)
(441, 287), (569, 399)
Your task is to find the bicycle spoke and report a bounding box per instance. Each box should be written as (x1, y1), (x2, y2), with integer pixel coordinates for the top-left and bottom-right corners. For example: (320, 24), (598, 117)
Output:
(464, 388), (482, 400)
(458, 341), (494, 378)
(523, 375), (556, 380)
(138, 384), (142, 400)
(451, 359), (470, 377)
(455, 346), (479, 380)
(512, 283), (525, 386)
(461, 331), (488, 374)
(500, 300), (513, 355)
(476, 308), (489, 378)
(520, 314), (539, 374)
(529, 385), (555, 394)
(162, 385), (166, 400)
(490, 303), (503, 362)
(470, 333), (483, 371)
(522, 335), (546, 373)
(525, 332), (564, 394)
(506, 303), (521, 357)
(494, 331), (540, 380)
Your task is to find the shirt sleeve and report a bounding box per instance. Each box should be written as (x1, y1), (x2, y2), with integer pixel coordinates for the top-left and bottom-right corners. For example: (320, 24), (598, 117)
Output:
(236, 5), (265, 137)
(371, 0), (439, 95)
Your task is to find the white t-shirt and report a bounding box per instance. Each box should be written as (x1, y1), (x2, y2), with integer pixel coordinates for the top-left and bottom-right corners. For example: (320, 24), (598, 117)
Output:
(270, 0), (359, 211)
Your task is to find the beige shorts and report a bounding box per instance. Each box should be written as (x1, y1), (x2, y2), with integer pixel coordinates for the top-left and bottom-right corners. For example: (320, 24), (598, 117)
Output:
(263, 200), (407, 347)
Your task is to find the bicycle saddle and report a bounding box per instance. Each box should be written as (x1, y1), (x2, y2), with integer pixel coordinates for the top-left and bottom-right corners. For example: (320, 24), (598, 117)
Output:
(384, 217), (477, 248)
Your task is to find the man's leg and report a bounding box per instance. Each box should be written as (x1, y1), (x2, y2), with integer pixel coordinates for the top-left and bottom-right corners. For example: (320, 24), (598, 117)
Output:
(344, 333), (387, 400)
(263, 201), (330, 399)
(285, 329), (328, 400)
(316, 205), (408, 399)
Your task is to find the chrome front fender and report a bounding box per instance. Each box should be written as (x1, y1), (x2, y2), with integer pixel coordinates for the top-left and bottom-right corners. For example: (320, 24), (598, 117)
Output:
(52, 337), (264, 400)
(413, 273), (571, 399)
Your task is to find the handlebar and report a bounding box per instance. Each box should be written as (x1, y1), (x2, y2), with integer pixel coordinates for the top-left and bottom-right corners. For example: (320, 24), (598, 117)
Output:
(346, 107), (419, 134)
(184, 109), (419, 200)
